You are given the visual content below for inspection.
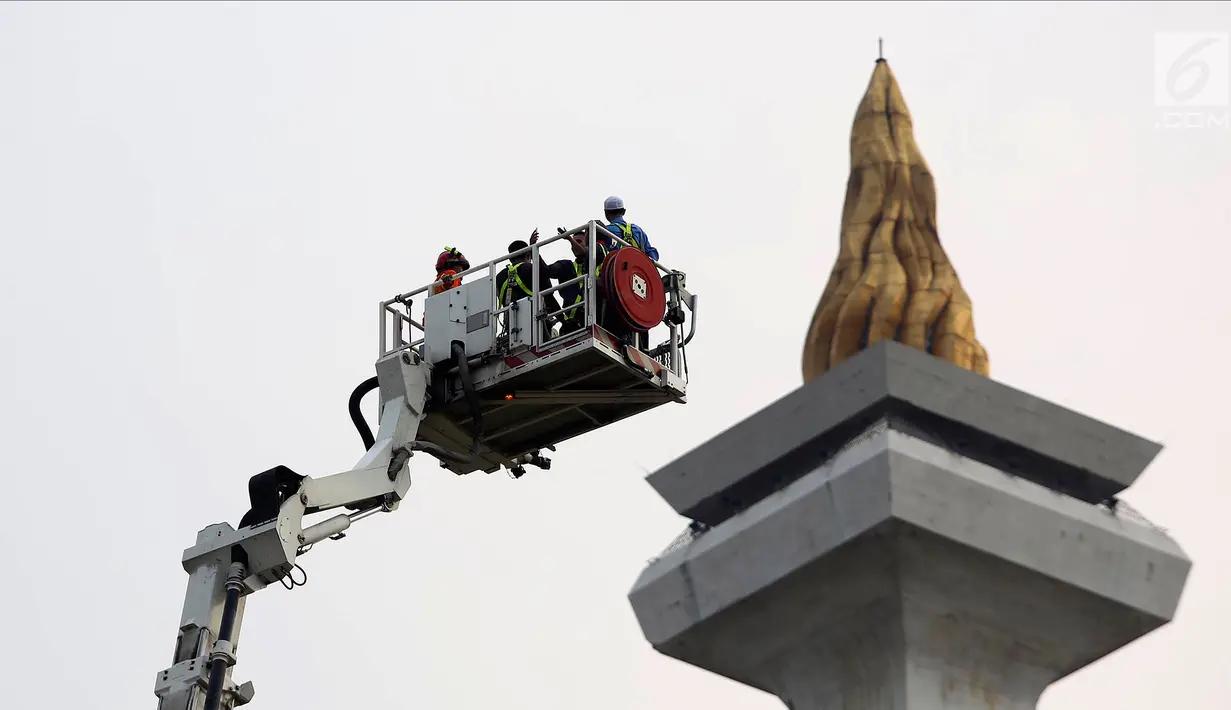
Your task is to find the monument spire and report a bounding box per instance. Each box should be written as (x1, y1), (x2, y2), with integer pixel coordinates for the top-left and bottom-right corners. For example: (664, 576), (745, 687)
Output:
(630, 59), (1189, 710)
(802, 59), (988, 382)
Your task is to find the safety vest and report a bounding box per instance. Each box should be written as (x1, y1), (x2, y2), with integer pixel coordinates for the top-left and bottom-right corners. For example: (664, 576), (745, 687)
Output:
(433, 269), (461, 295)
(561, 262), (586, 321)
(561, 246), (609, 321)
(499, 264), (533, 307)
(615, 221), (641, 252)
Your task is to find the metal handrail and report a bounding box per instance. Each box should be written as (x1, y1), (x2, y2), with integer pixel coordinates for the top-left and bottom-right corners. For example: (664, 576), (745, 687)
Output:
(539, 272), (585, 300)
(395, 225), (586, 302)
(604, 230), (673, 278)
(378, 220), (697, 378)
(381, 224), (602, 352)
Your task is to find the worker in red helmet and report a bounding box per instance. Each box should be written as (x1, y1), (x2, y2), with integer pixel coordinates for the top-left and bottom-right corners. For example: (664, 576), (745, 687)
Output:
(433, 246), (470, 295)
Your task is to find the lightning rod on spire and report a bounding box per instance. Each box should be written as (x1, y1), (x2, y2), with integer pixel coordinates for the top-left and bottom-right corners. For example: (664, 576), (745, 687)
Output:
(878, 37), (884, 62)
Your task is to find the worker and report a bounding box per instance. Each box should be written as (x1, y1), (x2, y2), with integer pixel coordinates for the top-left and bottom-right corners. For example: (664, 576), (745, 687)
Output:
(423, 246), (470, 346)
(535, 227), (610, 335)
(496, 232), (561, 341)
(433, 246), (470, 295)
(602, 195), (659, 261)
(600, 198), (656, 349)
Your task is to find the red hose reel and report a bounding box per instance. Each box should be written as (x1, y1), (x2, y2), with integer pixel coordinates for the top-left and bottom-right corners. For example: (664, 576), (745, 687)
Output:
(601, 247), (666, 331)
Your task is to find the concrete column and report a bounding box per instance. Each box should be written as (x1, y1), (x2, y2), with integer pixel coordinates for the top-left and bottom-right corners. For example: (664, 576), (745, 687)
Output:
(629, 342), (1190, 710)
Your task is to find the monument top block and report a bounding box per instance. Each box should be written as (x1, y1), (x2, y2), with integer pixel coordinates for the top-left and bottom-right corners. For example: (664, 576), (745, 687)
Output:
(649, 340), (1161, 527)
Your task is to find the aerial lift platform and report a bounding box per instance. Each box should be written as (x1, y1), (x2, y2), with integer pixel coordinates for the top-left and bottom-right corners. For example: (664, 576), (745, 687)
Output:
(153, 221), (697, 709)
(379, 221), (694, 476)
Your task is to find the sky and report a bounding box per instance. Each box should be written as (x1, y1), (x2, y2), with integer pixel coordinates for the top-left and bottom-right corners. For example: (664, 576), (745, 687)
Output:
(1, 1), (1229, 708)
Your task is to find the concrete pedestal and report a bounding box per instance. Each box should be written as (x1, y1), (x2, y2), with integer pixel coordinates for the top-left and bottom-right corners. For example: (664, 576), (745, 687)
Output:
(628, 342), (1190, 710)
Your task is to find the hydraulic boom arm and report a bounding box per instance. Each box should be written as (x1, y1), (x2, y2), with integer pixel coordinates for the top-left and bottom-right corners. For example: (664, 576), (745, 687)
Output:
(153, 349), (431, 710)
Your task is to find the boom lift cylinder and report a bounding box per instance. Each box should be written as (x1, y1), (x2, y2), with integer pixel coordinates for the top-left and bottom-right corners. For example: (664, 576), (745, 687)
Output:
(203, 563), (246, 710)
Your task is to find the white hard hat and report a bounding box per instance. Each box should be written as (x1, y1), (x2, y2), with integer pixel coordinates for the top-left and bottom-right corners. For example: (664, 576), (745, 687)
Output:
(603, 195), (625, 211)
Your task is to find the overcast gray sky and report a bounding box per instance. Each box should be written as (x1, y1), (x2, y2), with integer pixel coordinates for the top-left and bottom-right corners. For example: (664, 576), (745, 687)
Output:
(2, 2), (1229, 709)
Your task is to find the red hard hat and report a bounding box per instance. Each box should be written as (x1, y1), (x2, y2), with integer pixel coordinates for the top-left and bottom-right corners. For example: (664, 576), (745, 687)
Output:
(436, 247), (470, 273)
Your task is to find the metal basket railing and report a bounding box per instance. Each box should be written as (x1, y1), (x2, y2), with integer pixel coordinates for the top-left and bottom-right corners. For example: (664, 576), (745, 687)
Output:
(376, 220), (697, 380)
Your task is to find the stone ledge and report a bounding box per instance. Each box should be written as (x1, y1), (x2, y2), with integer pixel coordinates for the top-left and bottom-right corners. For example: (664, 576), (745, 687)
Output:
(647, 341), (1162, 527)
(631, 428), (1189, 651)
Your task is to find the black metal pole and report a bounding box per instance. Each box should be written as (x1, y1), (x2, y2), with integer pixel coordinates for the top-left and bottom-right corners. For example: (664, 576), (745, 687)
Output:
(203, 563), (246, 710)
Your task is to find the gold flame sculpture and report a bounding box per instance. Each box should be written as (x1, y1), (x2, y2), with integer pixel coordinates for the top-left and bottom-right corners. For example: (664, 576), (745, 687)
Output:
(802, 59), (989, 383)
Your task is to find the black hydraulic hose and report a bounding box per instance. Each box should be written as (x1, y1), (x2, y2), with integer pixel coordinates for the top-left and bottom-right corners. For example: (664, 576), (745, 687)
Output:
(349, 376), (379, 451)
(451, 341), (484, 456)
(203, 563), (246, 710)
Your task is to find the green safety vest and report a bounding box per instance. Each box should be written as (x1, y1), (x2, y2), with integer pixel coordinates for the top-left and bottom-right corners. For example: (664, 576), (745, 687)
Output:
(562, 262), (586, 321)
(615, 221), (641, 251)
(499, 264), (533, 307)
(562, 246), (608, 321)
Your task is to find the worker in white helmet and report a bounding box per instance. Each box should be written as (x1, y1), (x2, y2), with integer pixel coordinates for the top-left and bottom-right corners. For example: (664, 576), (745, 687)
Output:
(601, 195), (659, 261)
(600, 196), (657, 350)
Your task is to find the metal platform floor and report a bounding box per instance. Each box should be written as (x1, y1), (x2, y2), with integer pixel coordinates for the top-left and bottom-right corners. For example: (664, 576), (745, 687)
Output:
(416, 325), (686, 475)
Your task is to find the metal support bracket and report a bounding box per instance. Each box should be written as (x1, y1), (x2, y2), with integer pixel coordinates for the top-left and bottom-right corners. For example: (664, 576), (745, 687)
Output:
(154, 652), (256, 709)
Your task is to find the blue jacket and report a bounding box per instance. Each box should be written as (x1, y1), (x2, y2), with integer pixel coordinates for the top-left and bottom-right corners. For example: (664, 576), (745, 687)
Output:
(604, 218), (659, 261)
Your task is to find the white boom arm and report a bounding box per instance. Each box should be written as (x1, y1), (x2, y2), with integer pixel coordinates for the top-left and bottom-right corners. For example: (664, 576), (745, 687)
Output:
(153, 350), (432, 710)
